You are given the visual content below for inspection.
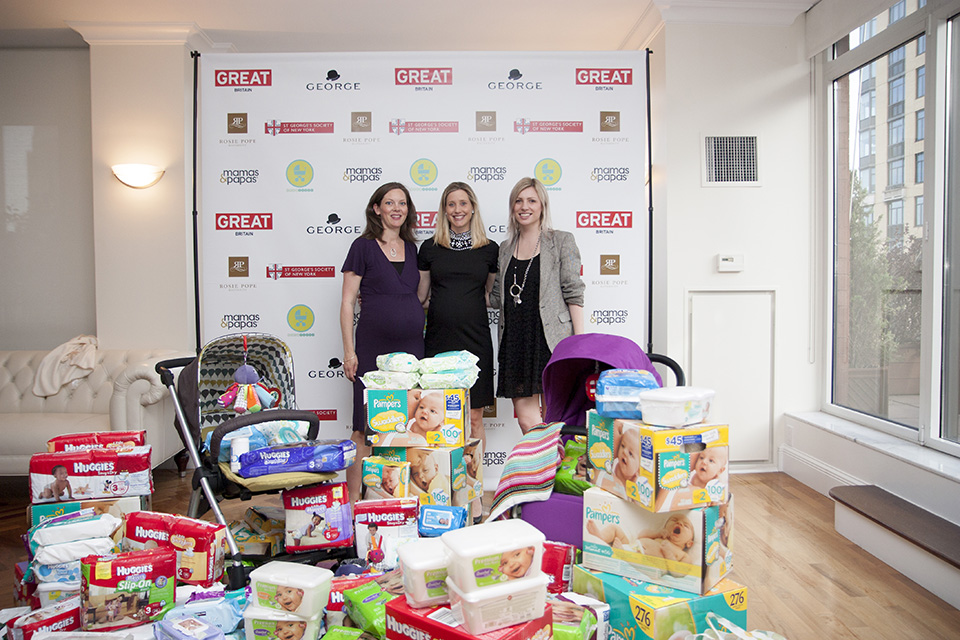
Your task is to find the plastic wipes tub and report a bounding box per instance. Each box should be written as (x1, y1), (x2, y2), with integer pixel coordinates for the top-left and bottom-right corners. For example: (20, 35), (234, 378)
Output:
(594, 369), (660, 419)
(440, 519), (545, 592)
(397, 537), (450, 608)
(248, 561), (334, 620)
(639, 387), (715, 426)
(446, 573), (549, 635)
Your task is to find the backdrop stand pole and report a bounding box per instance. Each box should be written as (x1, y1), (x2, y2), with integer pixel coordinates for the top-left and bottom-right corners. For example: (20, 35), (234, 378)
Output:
(190, 51), (201, 355)
(645, 48), (655, 355)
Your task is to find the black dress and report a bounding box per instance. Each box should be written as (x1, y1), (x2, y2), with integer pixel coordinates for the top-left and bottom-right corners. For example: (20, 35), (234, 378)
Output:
(417, 238), (499, 408)
(496, 255), (552, 398)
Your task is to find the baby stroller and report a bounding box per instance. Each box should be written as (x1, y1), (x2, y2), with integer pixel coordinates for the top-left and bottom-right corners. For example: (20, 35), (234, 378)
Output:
(155, 333), (346, 588)
(518, 333), (685, 547)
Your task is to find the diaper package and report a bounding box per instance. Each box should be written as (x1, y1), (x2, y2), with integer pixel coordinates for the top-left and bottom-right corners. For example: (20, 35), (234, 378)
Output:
(122, 511), (227, 587)
(11, 596), (81, 640)
(360, 371), (420, 390)
(418, 351), (479, 373)
(15, 561), (40, 609)
(418, 505), (468, 537)
(237, 439), (356, 478)
(28, 496), (150, 529)
(360, 457), (411, 500)
(372, 446), (465, 506)
(376, 353), (420, 373)
(282, 482), (353, 553)
(418, 366), (480, 390)
(226, 522), (282, 557)
(343, 581), (395, 640)
(29, 511), (122, 554)
(353, 498), (419, 569)
(364, 389), (468, 447)
(594, 369), (660, 419)
(248, 561), (334, 620)
(80, 547), (177, 631)
(29, 447), (153, 504)
(47, 431), (146, 454)
(243, 506), (285, 536)
(541, 541), (578, 594)
(204, 420), (310, 463)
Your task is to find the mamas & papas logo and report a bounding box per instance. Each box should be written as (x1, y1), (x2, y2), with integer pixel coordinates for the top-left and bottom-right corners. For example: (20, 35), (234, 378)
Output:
(590, 309), (629, 325)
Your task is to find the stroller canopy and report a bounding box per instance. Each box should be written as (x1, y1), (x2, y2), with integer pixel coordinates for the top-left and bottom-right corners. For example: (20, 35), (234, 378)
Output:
(542, 333), (662, 427)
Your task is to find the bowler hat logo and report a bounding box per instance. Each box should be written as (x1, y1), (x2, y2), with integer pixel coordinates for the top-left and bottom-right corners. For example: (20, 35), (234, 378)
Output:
(508, 69), (522, 80)
(326, 70), (340, 81)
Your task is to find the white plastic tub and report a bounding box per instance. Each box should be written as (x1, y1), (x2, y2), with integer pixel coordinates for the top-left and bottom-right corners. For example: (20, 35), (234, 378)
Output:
(639, 387), (715, 426)
(446, 573), (549, 635)
(242, 606), (322, 640)
(397, 537), (450, 608)
(248, 561), (334, 620)
(440, 519), (545, 592)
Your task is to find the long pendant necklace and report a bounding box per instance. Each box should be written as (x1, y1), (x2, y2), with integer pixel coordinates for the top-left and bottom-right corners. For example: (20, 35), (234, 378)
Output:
(509, 232), (541, 305)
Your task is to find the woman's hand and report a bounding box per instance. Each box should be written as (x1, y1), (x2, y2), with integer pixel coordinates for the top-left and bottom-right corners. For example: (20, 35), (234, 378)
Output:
(344, 354), (358, 382)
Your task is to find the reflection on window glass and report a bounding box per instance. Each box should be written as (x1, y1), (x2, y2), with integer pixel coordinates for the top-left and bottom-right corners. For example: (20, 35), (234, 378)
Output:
(915, 195), (924, 226)
(835, 1), (921, 54)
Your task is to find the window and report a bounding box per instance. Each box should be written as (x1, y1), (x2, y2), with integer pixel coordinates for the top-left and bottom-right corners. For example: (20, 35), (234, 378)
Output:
(916, 108), (925, 140)
(889, 0), (906, 24)
(918, 33), (926, 55)
(889, 76), (905, 117)
(916, 152), (924, 183)
(888, 117), (904, 158)
(888, 157), (904, 186)
(917, 65), (925, 98)
(860, 167), (877, 191)
(860, 89), (877, 121)
(860, 129), (876, 158)
(887, 199), (905, 249)
(916, 195), (924, 226)
(889, 45), (906, 78)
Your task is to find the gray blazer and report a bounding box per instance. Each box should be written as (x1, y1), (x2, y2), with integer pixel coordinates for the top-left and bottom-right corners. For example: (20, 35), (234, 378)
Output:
(490, 228), (585, 352)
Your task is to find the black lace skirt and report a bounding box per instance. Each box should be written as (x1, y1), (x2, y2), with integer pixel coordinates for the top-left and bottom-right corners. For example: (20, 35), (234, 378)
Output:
(496, 255), (552, 398)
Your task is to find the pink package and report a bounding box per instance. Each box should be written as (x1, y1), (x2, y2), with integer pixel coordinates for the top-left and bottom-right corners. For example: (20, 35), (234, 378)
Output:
(47, 431), (146, 453)
(29, 448), (153, 504)
(282, 482), (353, 553)
(10, 596), (81, 640)
(541, 540), (577, 594)
(122, 511), (226, 587)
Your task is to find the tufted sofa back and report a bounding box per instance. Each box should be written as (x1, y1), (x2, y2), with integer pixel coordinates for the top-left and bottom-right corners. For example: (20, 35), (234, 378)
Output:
(0, 349), (175, 415)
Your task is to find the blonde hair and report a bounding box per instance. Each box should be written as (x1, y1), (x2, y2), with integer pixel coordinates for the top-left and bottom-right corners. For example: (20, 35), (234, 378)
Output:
(507, 177), (553, 242)
(433, 182), (490, 248)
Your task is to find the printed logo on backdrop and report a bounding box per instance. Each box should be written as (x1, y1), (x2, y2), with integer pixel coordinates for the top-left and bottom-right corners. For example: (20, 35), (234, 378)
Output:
(389, 119), (459, 135)
(600, 112), (621, 132)
(467, 167), (507, 183)
(286, 160), (314, 192)
(488, 68), (542, 91)
(590, 309), (629, 325)
(576, 211), (633, 235)
(221, 169), (259, 186)
(410, 159), (438, 189)
(487, 308), (500, 327)
(221, 313), (260, 330)
(307, 356), (347, 381)
(590, 167), (629, 182)
(395, 67), (453, 91)
(484, 450), (508, 467)
(593, 255), (629, 289)
(345, 113), (381, 145)
(415, 212), (437, 241)
(265, 120), (334, 135)
(266, 264), (335, 280)
(306, 70), (360, 92)
(343, 167), (383, 184)
(215, 69), (273, 91)
(470, 112), (504, 145)
(216, 213), (273, 236)
(229, 257), (249, 277)
(287, 305), (316, 336)
(514, 118), (583, 135)
(483, 404), (497, 418)
(535, 159), (562, 188)
(307, 213), (363, 236)
(307, 409), (338, 421)
(575, 68), (634, 89)
(222, 114), (255, 147)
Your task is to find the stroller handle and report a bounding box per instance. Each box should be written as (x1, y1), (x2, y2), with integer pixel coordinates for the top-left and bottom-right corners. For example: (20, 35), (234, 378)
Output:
(207, 409), (321, 462)
(649, 353), (685, 386)
(155, 357), (196, 386)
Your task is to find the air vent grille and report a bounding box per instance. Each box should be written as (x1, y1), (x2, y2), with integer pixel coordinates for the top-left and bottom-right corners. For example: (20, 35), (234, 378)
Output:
(704, 135), (759, 185)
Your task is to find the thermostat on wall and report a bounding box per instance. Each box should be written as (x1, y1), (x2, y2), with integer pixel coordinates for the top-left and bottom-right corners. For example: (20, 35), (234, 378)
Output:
(717, 254), (744, 272)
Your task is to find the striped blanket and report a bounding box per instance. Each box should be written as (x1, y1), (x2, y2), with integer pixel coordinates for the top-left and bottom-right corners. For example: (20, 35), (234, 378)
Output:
(487, 422), (565, 522)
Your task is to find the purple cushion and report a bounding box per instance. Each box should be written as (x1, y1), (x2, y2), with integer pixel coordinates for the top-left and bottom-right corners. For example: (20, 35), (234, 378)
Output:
(520, 492), (583, 548)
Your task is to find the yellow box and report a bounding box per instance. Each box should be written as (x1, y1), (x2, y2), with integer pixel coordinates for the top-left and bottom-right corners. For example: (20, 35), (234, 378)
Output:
(364, 388), (469, 447)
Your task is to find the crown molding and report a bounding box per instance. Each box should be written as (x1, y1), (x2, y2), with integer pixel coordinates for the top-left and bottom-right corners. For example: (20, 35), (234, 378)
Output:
(652, 0), (816, 26)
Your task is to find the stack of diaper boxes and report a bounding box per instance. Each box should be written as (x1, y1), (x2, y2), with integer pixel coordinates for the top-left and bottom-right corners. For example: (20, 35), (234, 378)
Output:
(576, 378), (747, 640)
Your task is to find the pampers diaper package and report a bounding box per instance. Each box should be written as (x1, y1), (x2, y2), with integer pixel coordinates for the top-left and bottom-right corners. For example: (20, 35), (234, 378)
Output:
(353, 498), (419, 569)
(282, 482), (353, 553)
(581, 487), (733, 595)
(571, 565), (747, 640)
(586, 411), (729, 512)
(364, 389), (468, 447)
(360, 457), (411, 500)
(372, 445), (464, 506)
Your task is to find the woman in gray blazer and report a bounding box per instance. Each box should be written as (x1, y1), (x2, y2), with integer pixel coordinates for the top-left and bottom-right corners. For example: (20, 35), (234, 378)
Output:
(490, 177), (585, 433)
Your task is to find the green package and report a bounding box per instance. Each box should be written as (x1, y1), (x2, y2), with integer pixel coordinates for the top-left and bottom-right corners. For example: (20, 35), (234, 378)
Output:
(343, 580), (395, 639)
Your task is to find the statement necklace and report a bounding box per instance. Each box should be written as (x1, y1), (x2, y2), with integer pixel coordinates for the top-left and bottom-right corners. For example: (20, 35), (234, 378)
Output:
(509, 232), (541, 305)
(450, 230), (473, 251)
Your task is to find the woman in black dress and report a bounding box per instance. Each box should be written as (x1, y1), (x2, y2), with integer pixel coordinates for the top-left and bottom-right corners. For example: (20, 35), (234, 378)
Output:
(417, 182), (499, 449)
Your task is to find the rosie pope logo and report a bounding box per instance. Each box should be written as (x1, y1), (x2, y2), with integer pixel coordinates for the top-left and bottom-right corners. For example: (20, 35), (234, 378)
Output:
(215, 69), (272, 86)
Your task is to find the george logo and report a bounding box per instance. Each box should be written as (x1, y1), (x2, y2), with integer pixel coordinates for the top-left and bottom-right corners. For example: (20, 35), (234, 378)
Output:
(575, 68), (634, 85)
(395, 67), (453, 85)
(600, 255), (620, 276)
(228, 257), (249, 277)
(576, 211), (633, 228)
(220, 169), (259, 186)
(287, 305), (315, 332)
(343, 167), (383, 183)
(221, 313), (259, 330)
(600, 111), (621, 132)
(352, 112), (372, 132)
(535, 159), (562, 187)
(227, 113), (248, 134)
(265, 120), (334, 135)
(590, 309), (629, 325)
(306, 70), (360, 91)
(287, 160), (314, 188)
(215, 69), (272, 87)
(215, 213), (273, 231)
(488, 68), (543, 91)
(266, 264), (335, 279)
(514, 118), (583, 134)
(389, 119), (458, 134)
(476, 111), (496, 131)
(410, 159), (438, 187)
(307, 214), (362, 236)
(467, 166), (507, 182)
(591, 166), (630, 182)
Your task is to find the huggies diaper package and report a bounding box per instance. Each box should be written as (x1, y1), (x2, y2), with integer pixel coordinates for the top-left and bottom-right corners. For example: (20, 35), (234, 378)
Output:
(372, 446), (464, 506)
(384, 597), (553, 640)
(237, 439), (356, 478)
(581, 487), (732, 595)
(353, 498), (419, 569)
(29, 447), (154, 504)
(11, 595), (81, 640)
(282, 483), (353, 553)
(47, 431), (146, 453)
(571, 565), (747, 640)
(364, 389), (468, 447)
(360, 457), (411, 500)
(122, 511), (227, 587)
(248, 561), (334, 620)
(80, 547), (177, 631)
(586, 411), (729, 512)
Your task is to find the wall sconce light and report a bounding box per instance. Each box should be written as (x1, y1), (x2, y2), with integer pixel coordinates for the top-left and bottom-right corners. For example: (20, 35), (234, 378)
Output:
(111, 163), (165, 189)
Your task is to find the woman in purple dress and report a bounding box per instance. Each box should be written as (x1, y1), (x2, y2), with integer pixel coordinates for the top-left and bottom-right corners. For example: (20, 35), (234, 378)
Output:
(340, 182), (424, 501)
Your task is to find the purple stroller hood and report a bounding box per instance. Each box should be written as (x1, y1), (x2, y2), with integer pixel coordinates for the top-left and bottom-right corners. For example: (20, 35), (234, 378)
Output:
(542, 333), (661, 426)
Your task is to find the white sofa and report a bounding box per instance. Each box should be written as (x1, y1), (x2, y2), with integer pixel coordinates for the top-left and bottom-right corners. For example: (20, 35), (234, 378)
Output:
(0, 348), (192, 476)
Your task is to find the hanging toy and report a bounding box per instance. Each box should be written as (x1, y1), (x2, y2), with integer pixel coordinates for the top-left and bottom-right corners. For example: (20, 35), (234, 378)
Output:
(217, 336), (280, 414)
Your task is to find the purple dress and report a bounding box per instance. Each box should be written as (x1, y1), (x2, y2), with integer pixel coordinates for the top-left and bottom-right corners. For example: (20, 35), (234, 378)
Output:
(342, 237), (425, 432)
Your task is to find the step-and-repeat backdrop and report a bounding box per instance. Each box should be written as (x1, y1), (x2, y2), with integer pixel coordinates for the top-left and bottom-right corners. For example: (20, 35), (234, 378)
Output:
(200, 51), (647, 489)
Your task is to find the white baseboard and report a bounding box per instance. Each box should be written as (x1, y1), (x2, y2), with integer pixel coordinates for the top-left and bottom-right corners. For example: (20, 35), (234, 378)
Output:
(778, 443), (865, 496)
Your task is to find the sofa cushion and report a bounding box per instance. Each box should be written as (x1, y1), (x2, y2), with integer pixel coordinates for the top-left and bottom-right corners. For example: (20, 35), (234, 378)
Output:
(0, 412), (112, 476)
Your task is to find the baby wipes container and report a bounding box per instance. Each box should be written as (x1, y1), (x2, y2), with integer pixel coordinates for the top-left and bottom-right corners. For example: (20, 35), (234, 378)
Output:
(397, 537), (450, 608)
(639, 387), (715, 427)
(445, 573), (550, 635)
(242, 606), (322, 640)
(594, 369), (660, 419)
(440, 518), (545, 592)
(248, 561), (334, 620)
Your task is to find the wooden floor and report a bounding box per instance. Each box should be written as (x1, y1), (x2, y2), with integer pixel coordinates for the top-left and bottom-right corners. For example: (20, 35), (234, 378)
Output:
(2, 471), (959, 638)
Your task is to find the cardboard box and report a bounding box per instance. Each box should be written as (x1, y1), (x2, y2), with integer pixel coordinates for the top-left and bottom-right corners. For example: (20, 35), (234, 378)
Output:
(27, 495), (150, 528)
(385, 596), (552, 640)
(373, 445), (470, 507)
(364, 388), (469, 447)
(244, 505), (286, 535)
(228, 522), (283, 557)
(581, 487), (733, 594)
(361, 457), (411, 500)
(571, 565), (747, 640)
(586, 410), (729, 512)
